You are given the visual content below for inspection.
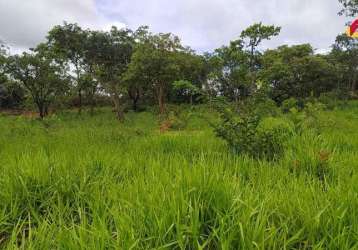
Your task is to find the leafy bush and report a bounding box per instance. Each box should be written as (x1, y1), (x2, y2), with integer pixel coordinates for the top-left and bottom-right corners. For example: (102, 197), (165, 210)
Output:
(249, 88), (280, 117)
(318, 90), (349, 110)
(281, 97), (299, 113)
(318, 92), (338, 110)
(214, 107), (294, 160)
(252, 97), (280, 118)
(255, 117), (295, 160)
(159, 108), (193, 132)
(287, 101), (327, 134)
(168, 110), (189, 130)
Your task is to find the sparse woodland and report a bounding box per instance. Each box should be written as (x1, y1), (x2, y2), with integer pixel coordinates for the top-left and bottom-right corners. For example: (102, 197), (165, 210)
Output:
(0, 1), (357, 249)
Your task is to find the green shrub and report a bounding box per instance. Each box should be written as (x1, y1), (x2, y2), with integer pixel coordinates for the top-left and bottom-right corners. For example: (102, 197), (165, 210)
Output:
(318, 92), (338, 110)
(160, 108), (193, 131)
(301, 102), (325, 131)
(287, 101), (326, 134)
(214, 107), (294, 160)
(168, 110), (188, 130)
(281, 98), (299, 113)
(318, 90), (350, 110)
(255, 118), (294, 160)
(253, 97), (280, 118)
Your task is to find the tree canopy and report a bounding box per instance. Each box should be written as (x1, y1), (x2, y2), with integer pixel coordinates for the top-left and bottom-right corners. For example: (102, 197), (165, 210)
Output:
(1, 13), (357, 119)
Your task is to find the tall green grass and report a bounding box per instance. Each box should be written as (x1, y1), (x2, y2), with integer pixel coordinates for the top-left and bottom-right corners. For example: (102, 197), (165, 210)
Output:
(0, 104), (357, 249)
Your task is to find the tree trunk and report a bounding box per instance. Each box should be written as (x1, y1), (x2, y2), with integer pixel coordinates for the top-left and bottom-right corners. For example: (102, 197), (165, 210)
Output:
(128, 88), (140, 112)
(36, 102), (45, 119)
(352, 77), (356, 94)
(78, 89), (82, 115)
(190, 95), (193, 105)
(133, 98), (138, 112)
(250, 45), (257, 92)
(111, 93), (124, 121)
(44, 105), (49, 116)
(90, 86), (96, 116)
(157, 85), (165, 114)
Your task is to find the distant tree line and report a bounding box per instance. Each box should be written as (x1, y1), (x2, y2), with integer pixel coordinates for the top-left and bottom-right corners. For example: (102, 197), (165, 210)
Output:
(0, 1), (357, 119)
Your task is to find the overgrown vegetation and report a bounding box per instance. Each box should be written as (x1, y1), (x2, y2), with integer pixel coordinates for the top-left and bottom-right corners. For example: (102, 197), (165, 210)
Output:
(0, 102), (357, 249)
(0, 0), (357, 248)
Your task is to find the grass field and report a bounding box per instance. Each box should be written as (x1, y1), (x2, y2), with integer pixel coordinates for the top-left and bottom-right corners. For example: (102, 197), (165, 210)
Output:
(0, 103), (357, 249)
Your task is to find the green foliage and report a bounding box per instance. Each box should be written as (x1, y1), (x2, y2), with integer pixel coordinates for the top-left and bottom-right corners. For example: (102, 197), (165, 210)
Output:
(240, 22), (281, 88)
(2, 22), (357, 116)
(318, 91), (342, 110)
(0, 104), (357, 249)
(172, 80), (201, 104)
(0, 80), (25, 108)
(87, 27), (135, 119)
(47, 22), (93, 112)
(167, 109), (192, 130)
(124, 32), (187, 114)
(208, 41), (250, 101)
(261, 44), (339, 103)
(330, 34), (358, 95)
(248, 87), (281, 117)
(7, 52), (69, 118)
(158, 105), (194, 131)
(281, 97), (299, 113)
(214, 104), (293, 160)
(240, 23), (281, 48)
(172, 80), (200, 94)
(256, 117), (295, 158)
(286, 101), (327, 134)
(0, 46), (25, 108)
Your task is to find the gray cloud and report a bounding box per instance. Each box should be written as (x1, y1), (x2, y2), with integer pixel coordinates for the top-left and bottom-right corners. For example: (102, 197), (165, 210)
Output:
(100, 0), (349, 52)
(0, 0), (109, 53)
(0, 0), (349, 54)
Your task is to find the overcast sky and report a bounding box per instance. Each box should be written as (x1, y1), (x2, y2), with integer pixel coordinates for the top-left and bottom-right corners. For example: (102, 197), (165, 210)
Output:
(0, 0), (349, 54)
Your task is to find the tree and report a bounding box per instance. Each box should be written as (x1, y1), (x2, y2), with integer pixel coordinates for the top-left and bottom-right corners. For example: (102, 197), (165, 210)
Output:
(87, 27), (134, 120)
(47, 22), (89, 114)
(208, 40), (250, 102)
(0, 42), (8, 82)
(338, 0), (358, 16)
(79, 72), (98, 115)
(0, 43), (7, 85)
(7, 52), (68, 118)
(124, 32), (184, 114)
(169, 51), (207, 104)
(260, 44), (338, 103)
(0, 47), (24, 108)
(174, 51), (207, 87)
(331, 34), (358, 94)
(123, 26), (151, 112)
(240, 23), (281, 89)
(172, 80), (200, 105)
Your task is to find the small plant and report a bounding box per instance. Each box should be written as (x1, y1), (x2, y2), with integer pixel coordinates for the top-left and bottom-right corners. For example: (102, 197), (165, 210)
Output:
(159, 108), (193, 132)
(318, 90), (349, 110)
(254, 98), (280, 118)
(214, 105), (294, 160)
(316, 150), (331, 183)
(287, 101), (326, 134)
(281, 97), (299, 113)
(256, 117), (295, 159)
